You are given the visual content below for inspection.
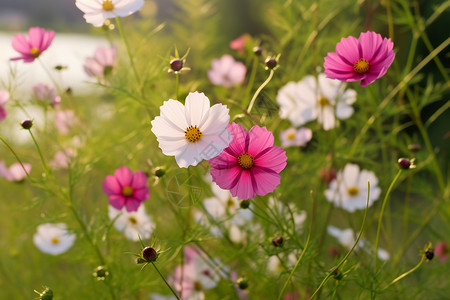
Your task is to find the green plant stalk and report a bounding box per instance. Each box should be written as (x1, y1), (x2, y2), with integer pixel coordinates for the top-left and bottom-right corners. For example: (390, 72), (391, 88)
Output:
(277, 191), (315, 300)
(247, 69), (274, 114)
(310, 183), (371, 299)
(384, 255), (426, 290)
(27, 129), (50, 173)
(0, 136), (32, 181)
(115, 17), (141, 84)
(175, 72), (180, 100)
(152, 262), (180, 300)
(243, 56), (259, 108)
(375, 169), (402, 270)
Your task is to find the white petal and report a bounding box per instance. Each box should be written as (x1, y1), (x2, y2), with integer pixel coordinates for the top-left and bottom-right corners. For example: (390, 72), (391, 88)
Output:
(336, 103), (354, 120)
(185, 92), (211, 126)
(159, 99), (188, 131)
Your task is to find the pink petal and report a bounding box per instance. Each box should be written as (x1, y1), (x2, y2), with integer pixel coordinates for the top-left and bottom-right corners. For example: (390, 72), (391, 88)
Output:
(114, 166), (133, 187)
(335, 35), (360, 66)
(252, 168), (281, 196)
(247, 126), (274, 156)
(210, 166), (241, 190)
(359, 31), (382, 62)
(133, 187), (149, 202)
(125, 198), (141, 212)
(0, 108), (6, 121)
(28, 27), (45, 49)
(208, 149), (238, 169)
(229, 170), (256, 200)
(40, 30), (55, 51)
(254, 146), (287, 173)
(109, 194), (126, 210)
(324, 53), (357, 80)
(103, 174), (121, 195)
(131, 170), (148, 190)
(226, 123), (247, 156)
(11, 33), (31, 54)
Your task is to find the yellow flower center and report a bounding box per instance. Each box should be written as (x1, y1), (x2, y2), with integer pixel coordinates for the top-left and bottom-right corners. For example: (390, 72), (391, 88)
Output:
(30, 48), (40, 57)
(128, 216), (138, 225)
(226, 198), (235, 208)
(287, 133), (295, 140)
(353, 58), (370, 74)
(122, 186), (134, 197)
(185, 125), (202, 143)
(238, 153), (254, 169)
(51, 237), (60, 244)
(194, 281), (203, 291)
(102, 0), (115, 11)
(347, 186), (359, 196)
(318, 97), (329, 107)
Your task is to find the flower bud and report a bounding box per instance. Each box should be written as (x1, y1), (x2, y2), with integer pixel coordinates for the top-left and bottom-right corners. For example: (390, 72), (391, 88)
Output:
(331, 268), (343, 280)
(154, 167), (166, 178)
(328, 246), (341, 258)
(272, 236), (283, 247)
(425, 249), (434, 260)
(265, 57), (277, 70)
(170, 59), (183, 72)
(397, 158), (411, 169)
(93, 266), (109, 281)
(236, 277), (248, 290)
(141, 246), (158, 262)
(34, 287), (53, 300)
(21, 119), (33, 129)
(253, 47), (262, 56)
(240, 200), (250, 209)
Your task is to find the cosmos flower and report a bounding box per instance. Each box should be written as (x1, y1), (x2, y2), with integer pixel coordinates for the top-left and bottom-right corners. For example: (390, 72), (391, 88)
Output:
(229, 34), (250, 54)
(209, 123), (287, 200)
(33, 223), (76, 255)
(54, 110), (78, 134)
(151, 92), (232, 168)
(102, 166), (150, 212)
(0, 162), (31, 182)
(435, 242), (449, 262)
(279, 127), (312, 148)
(276, 74), (356, 130)
(75, 0), (145, 27)
(108, 205), (154, 241)
(207, 55), (246, 88)
(0, 90), (9, 121)
(324, 163), (381, 212)
(324, 31), (395, 87)
(10, 27), (55, 63)
(50, 148), (75, 170)
(84, 45), (117, 82)
(32, 83), (61, 107)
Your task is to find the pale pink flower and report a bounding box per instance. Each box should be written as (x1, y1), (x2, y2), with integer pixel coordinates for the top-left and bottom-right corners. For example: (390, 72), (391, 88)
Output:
(208, 55), (246, 88)
(324, 31), (395, 87)
(50, 149), (75, 170)
(0, 162), (31, 182)
(280, 127), (312, 148)
(209, 123), (287, 200)
(102, 166), (149, 212)
(435, 242), (449, 262)
(32, 83), (61, 107)
(84, 45), (117, 81)
(0, 90), (10, 121)
(76, 0), (144, 27)
(10, 27), (55, 63)
(54, 110), (78, 134)
(229, 34), (250, 54)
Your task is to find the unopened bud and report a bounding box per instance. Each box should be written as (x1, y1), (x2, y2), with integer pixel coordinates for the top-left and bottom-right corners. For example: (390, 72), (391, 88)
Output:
(170, 59), (183, 72)
(93, 266), (109, 281)
(154, 167), (166, 178)
(34, 287), (53, 300)
(425, 249), (434, 260)
(236, 277), (248, 290)
(253, 47), (262, 56)
(272, 236), (283, 247)
(21, 119), (33, 129)
(397, 158), (411, 169)
(240, 200), (250, 209)
(265, 57), (277, 70)
(141, 246), (158, 262)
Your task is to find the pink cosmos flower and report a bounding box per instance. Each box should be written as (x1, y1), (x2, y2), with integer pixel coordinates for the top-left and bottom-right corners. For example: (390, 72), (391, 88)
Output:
(208, 55), (246, 88)
(11, 27), (55, 63)
(50, 148), (75, 170)
(102, 166), (149, 212)
(324, 31), (395, 87)
(209, 123), (287, 200)
(32, 83), (61, 107)
(435, 242), (449, 262)
(229, 34), (250, 54)
(0, 90), (10, 122)
(84, 45), (117, 81)
(0, 162), (31, 182)
(54, 110), (78, 134)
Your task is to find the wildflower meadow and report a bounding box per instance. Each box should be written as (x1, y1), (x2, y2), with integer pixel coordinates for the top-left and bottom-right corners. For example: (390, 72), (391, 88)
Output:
(0, 0), (449, 299)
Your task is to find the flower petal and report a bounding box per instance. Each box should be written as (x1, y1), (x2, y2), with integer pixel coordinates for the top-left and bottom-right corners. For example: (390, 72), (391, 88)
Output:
(103, 174), (121, 195)
(114, 166), (133, 187)
(254, 146), (287, 173)
(247, 126), (274, 156)
(185, 92), (210, 126)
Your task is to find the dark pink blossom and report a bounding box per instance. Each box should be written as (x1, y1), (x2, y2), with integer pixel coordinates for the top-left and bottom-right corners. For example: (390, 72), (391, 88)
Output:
(102, 166), (149, 212)
(229, 34), (250, 54)
(209, 123), (287, 200)
(435, 242), (449, 262)
(324, 31), (395, 87)
(11, 27), (55, 63)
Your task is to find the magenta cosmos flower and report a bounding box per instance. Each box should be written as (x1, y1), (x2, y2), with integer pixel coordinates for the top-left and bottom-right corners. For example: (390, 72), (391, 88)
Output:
(102, 166), (149, 212)
(11, 27), (55, 63)
(324, 31), (395, 87)
(209, 123), (287, 200)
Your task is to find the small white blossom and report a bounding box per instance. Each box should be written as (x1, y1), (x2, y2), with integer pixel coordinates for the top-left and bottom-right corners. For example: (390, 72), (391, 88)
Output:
(33, 223), (76, 255)
(75, 0), (144, 27)
(109, 205), (154, 241)
(279, 127), (312, 148)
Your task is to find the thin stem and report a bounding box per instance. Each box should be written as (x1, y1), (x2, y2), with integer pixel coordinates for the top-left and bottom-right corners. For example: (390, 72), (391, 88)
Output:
(151, 262), (180, 300)
(277, 191), (315, 300)
(375, 169), (403, 270)
(175, 72), (180, 100)
(243, 56), (259, 108)
(384, 255), (426, 290)
(27, 129), (49, 173)
(247, 69), (274, 114)
(115, 17), (141, 84)
(310, 182), (371, 299)
(0, 136), (32, 181)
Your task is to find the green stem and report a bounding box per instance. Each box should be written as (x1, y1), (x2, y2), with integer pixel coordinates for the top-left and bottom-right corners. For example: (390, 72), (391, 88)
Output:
(0, 136), (32, 181)
(310, 182), (371, 299)
(115, 17), (141, 84)
(175, 72), (180, 100)
(243, 56), (259, 108)
(152, 262), (180, 300)
(277, 191), (315, 300)
(375, 169), (402, 270)
(27, 129), (49, 173)
(384, 255), (426, 290)
(247, 69), (274, 114)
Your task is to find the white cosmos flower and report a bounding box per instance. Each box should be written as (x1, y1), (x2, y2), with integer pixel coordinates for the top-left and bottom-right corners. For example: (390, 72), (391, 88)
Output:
(279, 127), (312, 148)
(324, 163), (381, 212)
(328, 225), (390, 261)
(151, 92), (232, 168)
(276, 74), (356, 130)
(108, 205), (154, 241)
(75, 0), (144, 27)
(33, 223), (76, 255)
